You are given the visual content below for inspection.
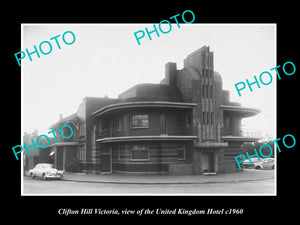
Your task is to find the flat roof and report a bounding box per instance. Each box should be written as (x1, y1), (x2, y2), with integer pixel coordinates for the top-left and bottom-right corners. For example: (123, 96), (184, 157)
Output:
(221, 136), (260, 142)
(220, 105), (260, 117)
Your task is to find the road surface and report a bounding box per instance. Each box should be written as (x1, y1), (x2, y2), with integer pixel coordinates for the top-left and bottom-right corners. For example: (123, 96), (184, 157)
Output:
(22, 175), (275, 195)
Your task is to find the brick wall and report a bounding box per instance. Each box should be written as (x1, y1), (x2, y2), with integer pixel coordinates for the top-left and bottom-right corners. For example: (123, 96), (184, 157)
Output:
(168, 163), (193, 175)
(193, 149), (202, 175)
(84, 97), (118, 163)
(176, 68), (194, 102)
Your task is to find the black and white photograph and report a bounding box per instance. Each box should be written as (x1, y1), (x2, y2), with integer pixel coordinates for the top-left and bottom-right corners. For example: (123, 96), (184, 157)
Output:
(21, 24), (276, 195)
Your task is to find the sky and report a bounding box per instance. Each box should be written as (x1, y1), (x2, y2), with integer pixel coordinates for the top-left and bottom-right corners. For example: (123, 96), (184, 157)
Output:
(22, 23), (276, 139)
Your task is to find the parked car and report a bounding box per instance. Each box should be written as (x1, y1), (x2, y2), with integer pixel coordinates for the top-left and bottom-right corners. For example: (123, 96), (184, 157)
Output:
(254, 158), (275, 170)
(29, 163), (64, 180)
(243, 158), (260, 168)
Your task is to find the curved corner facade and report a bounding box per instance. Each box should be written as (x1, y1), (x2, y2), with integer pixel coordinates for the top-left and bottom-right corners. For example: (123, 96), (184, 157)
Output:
(47, 45), (260, 175)
(92, 101), (197, 174)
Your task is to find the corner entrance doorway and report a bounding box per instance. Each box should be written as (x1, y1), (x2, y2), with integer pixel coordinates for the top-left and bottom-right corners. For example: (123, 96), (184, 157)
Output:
(207, 152), (214, 172)
(201, 152), (215, 173)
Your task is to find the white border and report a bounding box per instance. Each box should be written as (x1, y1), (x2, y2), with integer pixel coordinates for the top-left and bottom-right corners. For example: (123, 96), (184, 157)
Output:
(20, 23), (277, 196)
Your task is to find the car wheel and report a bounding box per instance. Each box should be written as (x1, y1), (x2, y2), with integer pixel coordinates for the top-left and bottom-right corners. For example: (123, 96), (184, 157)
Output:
(42, 173), (47, 181)
(243, 165), (247, 168)
(255, 166), (261, 169)
(30, 173), (35, 179)
(272, 165), (274, 169)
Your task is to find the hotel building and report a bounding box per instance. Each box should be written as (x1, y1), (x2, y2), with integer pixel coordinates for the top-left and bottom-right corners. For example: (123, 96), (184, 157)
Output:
(47, 46), (260, 175)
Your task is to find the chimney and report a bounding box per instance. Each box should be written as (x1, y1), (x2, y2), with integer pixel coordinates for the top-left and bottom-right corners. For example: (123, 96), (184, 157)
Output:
(165, 62), (177, 86)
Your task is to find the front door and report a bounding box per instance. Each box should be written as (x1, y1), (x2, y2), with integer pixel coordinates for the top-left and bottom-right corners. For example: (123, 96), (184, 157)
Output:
(55, 147), (64, 170)
(201, 152), (215, 173)
(101, 147), (112, 174)
(208, 152), (214, 172)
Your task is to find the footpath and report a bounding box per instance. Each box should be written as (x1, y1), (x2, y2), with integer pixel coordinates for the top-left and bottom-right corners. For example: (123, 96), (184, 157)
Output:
(60, 169), (274, 184)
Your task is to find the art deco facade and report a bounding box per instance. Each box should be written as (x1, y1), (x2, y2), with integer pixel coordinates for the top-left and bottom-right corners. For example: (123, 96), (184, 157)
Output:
(48, 46), (260, 175)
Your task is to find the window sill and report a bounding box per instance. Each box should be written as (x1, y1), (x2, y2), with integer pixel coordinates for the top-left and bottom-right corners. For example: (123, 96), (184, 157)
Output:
(130, 159), (150, 162)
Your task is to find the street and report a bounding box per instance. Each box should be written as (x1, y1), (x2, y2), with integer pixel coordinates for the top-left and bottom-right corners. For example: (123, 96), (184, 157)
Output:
(22, 170), (275, 195)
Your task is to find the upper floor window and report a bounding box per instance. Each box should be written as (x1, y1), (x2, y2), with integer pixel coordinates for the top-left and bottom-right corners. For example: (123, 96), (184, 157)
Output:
(116, 117), (122, 132)
(99, 120), (102, 133)
(130, 114), (149, 129)
(186, 113), (192, 127)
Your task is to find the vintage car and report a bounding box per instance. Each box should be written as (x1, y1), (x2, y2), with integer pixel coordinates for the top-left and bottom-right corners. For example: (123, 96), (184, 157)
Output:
(243, 158), (260, 168)
(254, 158), (275, 170)
(29, 163), (64, 180)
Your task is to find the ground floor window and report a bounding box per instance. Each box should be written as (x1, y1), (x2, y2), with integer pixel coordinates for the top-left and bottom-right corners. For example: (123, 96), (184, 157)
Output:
(131, 144), (149, 161)
(112, 143), (188, 162)
(177, 144), (185, 160)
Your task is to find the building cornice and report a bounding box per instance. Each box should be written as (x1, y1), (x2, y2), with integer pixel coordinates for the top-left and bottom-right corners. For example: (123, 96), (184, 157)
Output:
(220, 105), (260, 117)
(221, 136), (259, 142)
(92, 101), (197, 117)
(96, 135), (197, 143)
